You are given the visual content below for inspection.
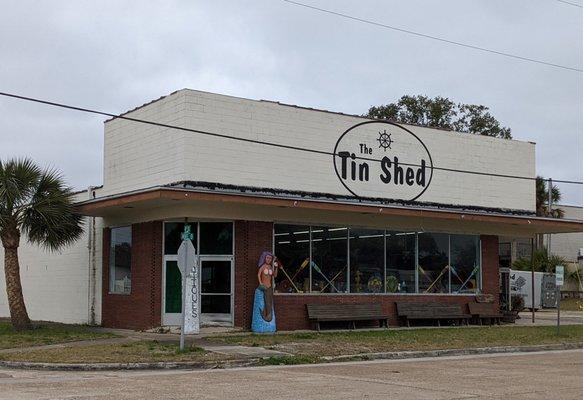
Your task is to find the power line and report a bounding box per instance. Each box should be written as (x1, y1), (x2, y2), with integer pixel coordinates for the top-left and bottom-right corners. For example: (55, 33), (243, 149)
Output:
(0, 90), (582, 186)
(555, 0), (583, 9)
(280, 0), (583, 74)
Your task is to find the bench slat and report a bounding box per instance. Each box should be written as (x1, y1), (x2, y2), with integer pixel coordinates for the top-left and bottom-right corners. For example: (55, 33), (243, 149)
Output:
(396, 302), (471, 326)
(306, 303), (389, 328)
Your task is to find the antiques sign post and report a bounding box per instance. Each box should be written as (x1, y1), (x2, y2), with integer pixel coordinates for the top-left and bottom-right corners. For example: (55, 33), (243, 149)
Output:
(178, 222), (199, 351)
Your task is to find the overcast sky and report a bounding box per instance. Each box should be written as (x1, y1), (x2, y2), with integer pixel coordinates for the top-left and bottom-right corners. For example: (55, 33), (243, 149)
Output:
(1, 0), (582, 205)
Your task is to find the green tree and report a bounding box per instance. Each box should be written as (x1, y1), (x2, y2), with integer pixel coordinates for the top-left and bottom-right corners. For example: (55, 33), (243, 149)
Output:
(365, 95), (512, 139)
(535, 176), (564, 218)
(0, 159), (83, 330)
(512, 248), (566, 273)
(566, 266), (583, 291)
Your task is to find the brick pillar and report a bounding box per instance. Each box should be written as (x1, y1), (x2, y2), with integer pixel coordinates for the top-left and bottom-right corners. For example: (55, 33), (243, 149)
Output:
(102, 221), (163, 330)
(234, 220), (273, 329)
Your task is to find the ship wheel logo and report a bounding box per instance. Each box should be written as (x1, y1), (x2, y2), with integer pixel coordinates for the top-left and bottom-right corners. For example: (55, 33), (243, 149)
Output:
(377, 130), (394, 151)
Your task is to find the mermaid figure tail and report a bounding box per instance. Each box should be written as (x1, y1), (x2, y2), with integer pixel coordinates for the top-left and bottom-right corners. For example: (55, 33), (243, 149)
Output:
(251, 285), (276, 333)
(260, 285), (274, 322)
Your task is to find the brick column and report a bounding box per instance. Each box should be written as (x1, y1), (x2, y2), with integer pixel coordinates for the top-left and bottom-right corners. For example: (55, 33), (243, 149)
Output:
(233, 220), (273, 329)
(102, 221), (163, 330)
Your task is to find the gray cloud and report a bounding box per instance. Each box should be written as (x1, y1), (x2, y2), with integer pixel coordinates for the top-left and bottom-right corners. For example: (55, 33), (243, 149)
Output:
(1, 0), (581, 204)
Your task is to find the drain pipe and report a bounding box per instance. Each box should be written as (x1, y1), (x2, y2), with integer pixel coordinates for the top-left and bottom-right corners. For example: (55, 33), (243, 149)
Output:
(86, 187), (98, 325)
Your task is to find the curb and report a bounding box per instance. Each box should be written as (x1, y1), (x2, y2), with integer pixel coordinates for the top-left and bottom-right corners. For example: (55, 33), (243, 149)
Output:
(322, 342), (583, 362)
(2, 342), (583, 371)
(0, 358), (262, 371)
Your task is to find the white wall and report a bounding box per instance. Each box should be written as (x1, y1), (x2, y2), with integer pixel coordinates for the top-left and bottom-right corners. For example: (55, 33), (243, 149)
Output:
(547, 205), (583, 262)
(103, 91), (189, 196)
(102, 89), (536, 212)
(0, 190), (103, 325)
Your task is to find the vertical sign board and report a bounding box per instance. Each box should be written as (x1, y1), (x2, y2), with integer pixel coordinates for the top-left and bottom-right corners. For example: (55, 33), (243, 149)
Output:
(178, 224), (199, 346)
(556, 265), (564, 334)
(555, 266), (564, 287)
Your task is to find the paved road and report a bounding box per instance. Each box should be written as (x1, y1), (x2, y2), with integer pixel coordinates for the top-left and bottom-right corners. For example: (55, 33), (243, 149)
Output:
(1, 350), (583, 399)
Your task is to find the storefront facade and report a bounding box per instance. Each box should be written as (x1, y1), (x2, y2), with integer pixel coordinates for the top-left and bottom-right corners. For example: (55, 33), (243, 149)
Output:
(5, 88), (583, 330)
(97, 216), (500, 330)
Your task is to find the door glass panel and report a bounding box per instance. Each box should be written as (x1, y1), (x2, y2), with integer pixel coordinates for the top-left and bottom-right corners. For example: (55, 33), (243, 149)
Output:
(201, 295), (231, 314)
(199, 222), (233, 255)
(201, 261), (231, 293)
(165, 222), (198, 255)
(165, 261), (182, 313)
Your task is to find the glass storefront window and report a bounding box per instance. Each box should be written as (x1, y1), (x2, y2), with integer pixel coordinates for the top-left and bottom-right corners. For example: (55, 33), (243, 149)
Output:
(450, 235), (480, 293)
(417, 233), (449, 293)
(386, 232), (416, 293)
(272, 224), (481, 296)
(164, 222), (198, 255)
(311, 227), (348, 293)
(109, 226), (132, 294)
(350, 229), (384, 293)
(274, 225), (310, 293)
(199, 222), (233, 255)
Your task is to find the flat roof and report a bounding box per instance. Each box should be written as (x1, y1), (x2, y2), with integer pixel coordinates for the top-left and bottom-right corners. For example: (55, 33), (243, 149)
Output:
(104, 88), (535, 145)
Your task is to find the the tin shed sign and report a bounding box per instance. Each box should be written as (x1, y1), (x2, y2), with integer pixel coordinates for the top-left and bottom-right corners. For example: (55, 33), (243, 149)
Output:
(333, 121), (434, 201)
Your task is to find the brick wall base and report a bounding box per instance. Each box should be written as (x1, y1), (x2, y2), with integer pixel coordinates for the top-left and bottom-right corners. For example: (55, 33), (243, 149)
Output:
(274, 294), (479, 330)
(272, 234), (499, 331)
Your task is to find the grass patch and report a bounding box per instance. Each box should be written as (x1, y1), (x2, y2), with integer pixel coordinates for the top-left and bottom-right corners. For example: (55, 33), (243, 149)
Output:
(208, 325), (583, 357)
(0, 321), (118, 350)
(258, 354), (321, 366)
(560, 299), (583, 311)
(0, 340), (225, 364)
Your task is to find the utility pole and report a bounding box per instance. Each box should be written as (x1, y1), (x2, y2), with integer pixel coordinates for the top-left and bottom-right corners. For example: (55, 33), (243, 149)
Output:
(531, 237), (535, 324)
(548, 178), (553, 252)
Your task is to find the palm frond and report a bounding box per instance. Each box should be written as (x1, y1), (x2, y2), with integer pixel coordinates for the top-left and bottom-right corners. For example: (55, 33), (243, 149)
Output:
(512, 248), (567, 273)
(22, 168), (84, 251)
(0, 158), (42, 232)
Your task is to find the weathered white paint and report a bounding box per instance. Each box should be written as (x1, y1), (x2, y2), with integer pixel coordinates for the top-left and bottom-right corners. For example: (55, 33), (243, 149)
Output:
(0, 189), (103, 325)
(102, 89), (536, 211)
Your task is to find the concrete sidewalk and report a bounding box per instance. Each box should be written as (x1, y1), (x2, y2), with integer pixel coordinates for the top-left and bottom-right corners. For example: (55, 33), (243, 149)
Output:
(0, 327), (287, 360)
(91, 310), (583, 340)
(516, 310), (583, 326)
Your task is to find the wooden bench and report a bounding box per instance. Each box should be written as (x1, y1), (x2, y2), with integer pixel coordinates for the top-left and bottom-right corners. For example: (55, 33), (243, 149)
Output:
(468, 302), (503, 325)
(306, 303), (389, 331)
(396, 302), (471, 327)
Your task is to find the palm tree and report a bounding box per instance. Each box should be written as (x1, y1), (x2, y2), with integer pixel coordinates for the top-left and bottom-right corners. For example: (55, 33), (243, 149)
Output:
(0, 159), (83, 331)
(536, 176), (564, 218)
(512, 248), (566, 273)
(535, 177), (564, 250)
